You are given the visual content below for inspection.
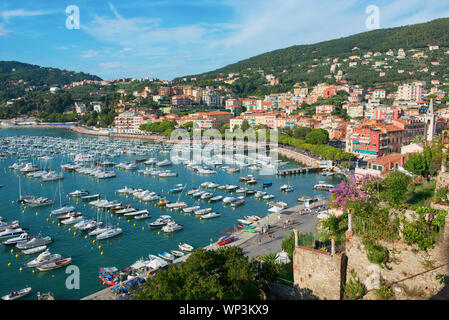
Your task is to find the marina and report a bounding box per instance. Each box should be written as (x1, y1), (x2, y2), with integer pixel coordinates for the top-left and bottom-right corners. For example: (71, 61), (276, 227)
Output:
(0, 128), (339, 299)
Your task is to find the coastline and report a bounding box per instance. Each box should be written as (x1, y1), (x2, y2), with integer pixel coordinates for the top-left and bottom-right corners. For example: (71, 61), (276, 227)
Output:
(0, 123), (322, 167)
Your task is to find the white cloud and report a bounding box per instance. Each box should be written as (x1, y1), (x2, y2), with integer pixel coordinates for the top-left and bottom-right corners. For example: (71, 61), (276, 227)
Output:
(0, 24), (11, 37)
(56, 46), (68, 50)
(80, 0), (449, 80)
(81, 49), (100, 58)
(0, 9), (50, 23)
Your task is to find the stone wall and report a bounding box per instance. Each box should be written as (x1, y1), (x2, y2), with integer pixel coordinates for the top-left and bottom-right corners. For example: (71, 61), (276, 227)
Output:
(344, 235), (448, 299)
(293, 246), (347, 300)
(436, 171), (449, 190)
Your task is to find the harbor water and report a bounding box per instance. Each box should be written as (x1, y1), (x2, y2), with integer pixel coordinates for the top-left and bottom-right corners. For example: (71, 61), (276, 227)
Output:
(0, 128), (340, 299)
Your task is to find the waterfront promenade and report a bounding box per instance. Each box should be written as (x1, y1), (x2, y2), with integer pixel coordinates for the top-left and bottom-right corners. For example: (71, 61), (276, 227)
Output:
(82, 199), (327, 300)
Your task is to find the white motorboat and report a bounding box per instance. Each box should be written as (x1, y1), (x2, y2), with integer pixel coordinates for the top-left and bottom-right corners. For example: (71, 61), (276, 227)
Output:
(16, 236), (53, 250)
(61, 216), (84, 225)
(165, 202), (187, 210)
(178, 243), (194, 252)
(51, 206), (75, 216)
(69, 190), (89, 197)
(96, 227), (122, 240)
(200, 192), (213, 200)
(115, 208), (137, 215)
(25, 250), (62, 268)
(194, 208), (212, 215)
(88, 227), (109, 236)
(0, 228), (26, 239)
(223, 196), (237, 204)
(134, 213), (151, 220)
(124, 209), (149, 217)
(2, 233), (29, 246)
(162, 222), (183, 233)
(182, 206), (200, 213)
(156, 159), (172, 167)
(21, 245), (47, 255)
(2, 287), (32, 300)
(201, 212), (221, 219)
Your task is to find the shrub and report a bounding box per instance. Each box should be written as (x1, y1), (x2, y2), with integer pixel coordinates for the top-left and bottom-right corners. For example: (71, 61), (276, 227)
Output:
(376, 285), (394, 300)
(364, 241), (389, 267)
(343, 271), (366, 300)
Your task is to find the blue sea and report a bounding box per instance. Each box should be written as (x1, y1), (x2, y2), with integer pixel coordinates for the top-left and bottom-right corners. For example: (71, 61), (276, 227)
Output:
(0, 128), (340, 300)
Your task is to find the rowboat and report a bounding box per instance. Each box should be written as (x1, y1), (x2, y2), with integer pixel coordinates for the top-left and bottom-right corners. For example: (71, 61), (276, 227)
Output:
(2, 287), (32, 300)
(37, 257), (72, 271)
(178, 243), (194, 252)
(99, 267), (119, 286)
(158, 252), (175, 261)
(170, 250), (185, 258)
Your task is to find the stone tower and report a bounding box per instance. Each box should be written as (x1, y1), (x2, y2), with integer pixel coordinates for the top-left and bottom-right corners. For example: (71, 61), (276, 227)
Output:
(425, 99), (436, 143)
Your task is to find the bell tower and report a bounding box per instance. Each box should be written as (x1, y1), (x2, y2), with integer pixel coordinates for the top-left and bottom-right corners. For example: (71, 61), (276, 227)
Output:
(425, 99), (436, 143)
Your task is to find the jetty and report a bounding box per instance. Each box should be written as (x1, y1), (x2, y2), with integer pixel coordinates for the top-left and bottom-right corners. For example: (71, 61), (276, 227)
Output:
(277, 167), (321, 176)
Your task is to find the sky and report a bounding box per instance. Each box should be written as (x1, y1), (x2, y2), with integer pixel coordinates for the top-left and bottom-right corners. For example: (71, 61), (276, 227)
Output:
(1, 0), (449, 80)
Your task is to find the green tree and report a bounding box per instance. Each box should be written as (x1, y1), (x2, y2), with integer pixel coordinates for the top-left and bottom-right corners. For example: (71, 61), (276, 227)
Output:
(241, 119), (250, 131)
(305, 129), (329, 145)
(134, 247), (260, 300)
(380, 171), (412, 206)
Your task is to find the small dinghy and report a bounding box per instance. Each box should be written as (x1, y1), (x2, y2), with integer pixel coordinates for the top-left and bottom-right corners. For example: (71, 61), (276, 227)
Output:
(170, 250), (185, 258)
(178, 243), (194, 252)
(2, 287), (32, 300)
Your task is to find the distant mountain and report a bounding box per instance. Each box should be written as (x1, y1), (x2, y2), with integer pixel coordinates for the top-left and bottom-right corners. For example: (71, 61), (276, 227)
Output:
(175, 17), (449, 96)
(0, 61), (102, 87)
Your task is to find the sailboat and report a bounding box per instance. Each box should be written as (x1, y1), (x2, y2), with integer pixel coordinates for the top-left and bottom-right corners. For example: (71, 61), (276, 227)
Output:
(51, 180), (74, 216)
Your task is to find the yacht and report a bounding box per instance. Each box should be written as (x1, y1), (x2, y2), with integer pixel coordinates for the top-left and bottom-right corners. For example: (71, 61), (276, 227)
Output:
(161, 222), (183, 233)
(2, 232), (29, 246)
(156, 159), (172, 167)
(69, 190), (89, 197)
(16, 236), (53, 250)
(0, 228), (26, 239)
(25, 250), (62, 268)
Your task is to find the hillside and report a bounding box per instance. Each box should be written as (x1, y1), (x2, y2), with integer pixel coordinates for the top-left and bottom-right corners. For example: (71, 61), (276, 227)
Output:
(0, 61), (102, 101)
(175, 17), (449, 96)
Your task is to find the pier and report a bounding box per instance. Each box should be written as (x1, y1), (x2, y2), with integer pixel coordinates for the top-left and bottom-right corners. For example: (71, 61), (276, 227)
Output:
(276, 167), (321, 176)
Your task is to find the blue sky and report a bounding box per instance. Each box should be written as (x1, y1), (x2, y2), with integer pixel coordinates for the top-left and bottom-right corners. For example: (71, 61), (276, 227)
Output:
(1, 0), (449, 80)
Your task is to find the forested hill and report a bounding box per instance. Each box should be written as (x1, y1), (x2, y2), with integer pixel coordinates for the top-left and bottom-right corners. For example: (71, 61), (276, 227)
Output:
(174, 17), (449, 95)
(0, 61), (101, 87)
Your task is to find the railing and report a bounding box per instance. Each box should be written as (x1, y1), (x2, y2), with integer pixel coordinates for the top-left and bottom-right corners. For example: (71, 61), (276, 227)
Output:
(352, 215), (399, 241)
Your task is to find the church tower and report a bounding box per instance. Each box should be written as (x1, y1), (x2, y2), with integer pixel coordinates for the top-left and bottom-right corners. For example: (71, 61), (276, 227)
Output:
(425, 99), (436, 143)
